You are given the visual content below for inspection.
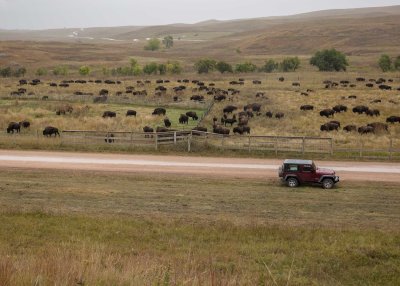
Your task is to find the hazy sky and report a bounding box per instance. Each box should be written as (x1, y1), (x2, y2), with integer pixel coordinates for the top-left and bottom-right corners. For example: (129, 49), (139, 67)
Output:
(0, 0), (399, 30)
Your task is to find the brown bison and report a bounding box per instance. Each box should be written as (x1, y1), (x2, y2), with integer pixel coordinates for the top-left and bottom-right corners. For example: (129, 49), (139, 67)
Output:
(102, 111), (116, 118)
(320, 109), (335, 118)
(152, 108), (166, 116)
(6, 122), (21, 134)
(43, 126), (60, 137)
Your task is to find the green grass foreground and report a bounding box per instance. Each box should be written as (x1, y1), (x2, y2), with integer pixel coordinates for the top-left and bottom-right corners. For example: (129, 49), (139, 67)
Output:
(0, 169), (399, 285)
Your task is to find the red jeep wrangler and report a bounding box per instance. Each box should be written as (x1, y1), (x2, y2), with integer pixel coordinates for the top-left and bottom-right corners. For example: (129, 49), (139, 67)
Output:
(278, 159), (339, 189)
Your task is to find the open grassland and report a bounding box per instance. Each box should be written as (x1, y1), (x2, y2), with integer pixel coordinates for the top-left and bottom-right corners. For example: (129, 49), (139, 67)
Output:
(1, 71), (399, 151)
(0, 169), (399, 285)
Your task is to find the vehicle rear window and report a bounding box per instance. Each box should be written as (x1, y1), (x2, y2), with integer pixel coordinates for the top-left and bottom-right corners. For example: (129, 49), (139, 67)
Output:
(285, 165), (298, 172)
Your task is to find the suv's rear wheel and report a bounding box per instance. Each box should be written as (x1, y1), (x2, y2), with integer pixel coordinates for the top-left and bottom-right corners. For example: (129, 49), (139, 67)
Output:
(287, 177), (299, 188)
(322, 178), (334, 189)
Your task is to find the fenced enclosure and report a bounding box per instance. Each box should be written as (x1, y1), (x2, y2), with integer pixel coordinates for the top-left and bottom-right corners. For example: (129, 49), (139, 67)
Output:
(1, 129), (399, 160)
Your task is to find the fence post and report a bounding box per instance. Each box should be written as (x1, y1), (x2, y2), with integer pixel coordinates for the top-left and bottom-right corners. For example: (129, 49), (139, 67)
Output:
(248, 136), (251, 153)
(389, 138), (393, 160)
(174, 132), (177, 145)
(330, 138), (334, 156)
(302, 137), (305, 155)
(155, 133), (158, 151)
(187, 133), (192, 152)
(275, 136), (278, 155)
(359, 139), (363, 159)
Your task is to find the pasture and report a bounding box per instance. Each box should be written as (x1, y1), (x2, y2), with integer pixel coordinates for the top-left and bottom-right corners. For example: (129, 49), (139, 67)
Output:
(0, 168), (399, 285)
(1, 71), (399, 156)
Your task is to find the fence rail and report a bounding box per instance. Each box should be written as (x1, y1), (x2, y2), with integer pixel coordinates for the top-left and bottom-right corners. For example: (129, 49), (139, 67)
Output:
(1, 130), (400, 160)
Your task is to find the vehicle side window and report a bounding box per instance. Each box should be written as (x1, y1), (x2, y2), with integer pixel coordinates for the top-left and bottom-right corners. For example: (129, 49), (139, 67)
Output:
(303, 165), (313, 172)
(285, 164), (298, 172)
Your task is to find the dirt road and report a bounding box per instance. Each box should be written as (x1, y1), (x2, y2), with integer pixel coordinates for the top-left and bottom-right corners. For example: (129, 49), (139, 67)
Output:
(0, 150), (399, 182)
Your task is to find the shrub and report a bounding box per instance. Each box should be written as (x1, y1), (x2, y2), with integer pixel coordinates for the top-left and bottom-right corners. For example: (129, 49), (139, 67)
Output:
(0, 67), (12, 77)
(144, 38), (161, 51)
(280, 57), (300, 72)
(194, 59), (216, 74)
(158, 64), (167, 75)
(162, 36), (174, 49)
(235, 62), (257, 73)
(310, 49), (348, 71)
(36, 68), (48, 76)
(395, 56), (400, 71)
(378, 55), (392, 72)
(260, 60), (279, 73)
(79, 66), (91, 76)
(216, 61), (233, 73)
(53, 66), (68, 76)
(166, 62), (182, 74)
(143, 63), (159, 75)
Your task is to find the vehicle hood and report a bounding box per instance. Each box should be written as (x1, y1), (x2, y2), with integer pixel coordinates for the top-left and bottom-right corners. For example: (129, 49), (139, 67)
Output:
(316, 168), (335, 175)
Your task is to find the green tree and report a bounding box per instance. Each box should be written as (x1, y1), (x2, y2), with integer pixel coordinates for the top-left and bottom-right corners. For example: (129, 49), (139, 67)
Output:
(53, 66), (68, 76)
(310, 49), (348, 71)
(0, 67), (12, 77)
(144, 38), (161, 51)
(194, 59), (216, 74)
(143, 63), (159, 75)
(394, 56), (400, 71)
(162, 35), (174, 49)
(280, 57), (300, 72)
(14, 67), (27, 77)
(260, 59), (279, 73)
(166, 62), (182, 74)
(79, 66), (91, 76)
(129, 58), (139, 68)
(378, 54), (392, 72)
(235, 62), (257, 73)
(216, 61), (233, 73)
(36, 68), (48, 76)
(158, 64), (167, 75)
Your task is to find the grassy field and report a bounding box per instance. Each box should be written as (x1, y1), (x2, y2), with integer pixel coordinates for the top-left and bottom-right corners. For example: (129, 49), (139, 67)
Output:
(0, 168), (399, 285)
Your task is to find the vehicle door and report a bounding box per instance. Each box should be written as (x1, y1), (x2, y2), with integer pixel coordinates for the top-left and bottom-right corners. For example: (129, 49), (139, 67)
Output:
(301, 164), (319, 183)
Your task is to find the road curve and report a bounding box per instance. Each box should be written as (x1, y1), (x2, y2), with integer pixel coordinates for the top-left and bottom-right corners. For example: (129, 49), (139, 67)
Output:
(0, 150), (399, 183)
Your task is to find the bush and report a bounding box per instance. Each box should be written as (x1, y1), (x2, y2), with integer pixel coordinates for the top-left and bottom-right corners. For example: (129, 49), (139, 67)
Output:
(53, 66), (68, 76)
(144, 38), (161, 51)
(162, 36), (174, 49)
(166, 62), (182, 74)
(79, 66), (91, 76)
(378, 55), (392, 72)
(143, 63), (159, 75)
(216, 61), (233, 73)
(395, 56), (400, 71)
(36, 68), (48, 76)
(310, 49), (348, 71)
(260, 60), (279, 73)
(280, 57), (300, 72)
(14, 67), (27, 77)
(194, 59), (216, 74)
(158, 64), (167, 75)
(0, 67), (12, 77)
(235, 62), (257, 73)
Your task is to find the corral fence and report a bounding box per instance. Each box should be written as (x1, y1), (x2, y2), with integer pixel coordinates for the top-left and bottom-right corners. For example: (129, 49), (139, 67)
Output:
(1, 130), (400, 160)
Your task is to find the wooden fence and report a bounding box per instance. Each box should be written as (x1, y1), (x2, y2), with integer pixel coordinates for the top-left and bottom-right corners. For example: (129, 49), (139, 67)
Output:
(1, 130), (400, 160)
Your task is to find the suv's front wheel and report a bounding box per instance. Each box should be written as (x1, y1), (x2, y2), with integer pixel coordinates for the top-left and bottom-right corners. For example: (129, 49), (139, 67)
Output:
(286, 177), (299, 188)
(322, 178), (334, 189)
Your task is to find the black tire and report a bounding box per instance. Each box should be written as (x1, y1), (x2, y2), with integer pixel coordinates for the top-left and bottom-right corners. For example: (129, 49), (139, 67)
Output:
(322, 178), (334, 189)
(286, 177), (299, 188)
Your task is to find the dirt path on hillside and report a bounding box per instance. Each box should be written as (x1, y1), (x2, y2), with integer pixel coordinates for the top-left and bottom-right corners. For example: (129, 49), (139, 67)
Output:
(0, 150), (399, 183)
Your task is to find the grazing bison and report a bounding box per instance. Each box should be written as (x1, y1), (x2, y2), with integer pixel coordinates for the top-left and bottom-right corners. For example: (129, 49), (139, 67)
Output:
(352, 105), (369, 114)
(186, 111), (198, 120)
(214, 95), (226, 102)
(379, 84), (392, 90)
(213, 125), (230, 136)
(102, 111), (116, 118)
(300, 105), (314, 111)
(164, 118), (171, 128)
(190, 95), (204, 102)
(192, 126), (207, 133)
(20, 121), (30, 128)
(152, 108), (166, 116)
(143, 126), (154, 138)
(126, 110), (137, 117)
(222, 115), (237, 126)
(104, 133), (115, 143)
(386, 116), (400, 124)
(275, 112), (285, 119)
(348, 95), (357, 99)
(333, 105), (347, 113)
(358, 126), (374, 135)
(292, 82), (300, 87)
(278, 77), (285, 82)
(223, 105), (238, 114)
(366, 83), (374, 88)
(266, 111), (273, 118)
(244, 103), (262, 113)
(319, 109), (335, 118)
(366, 109), (380, 117)
(344, 125), (357, 132)
(320, 123), (339, 132)
(6, 122), (21, 134)
(329, 121), (341, 128)
(43, 126), (60, 137)
(367, 122), (388, 133)
(233, 126), (250, 135)
(179, 114), (189, 124)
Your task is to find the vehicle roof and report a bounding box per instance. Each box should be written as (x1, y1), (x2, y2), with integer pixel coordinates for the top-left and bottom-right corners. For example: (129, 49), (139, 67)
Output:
(283, 159), (314, 165)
